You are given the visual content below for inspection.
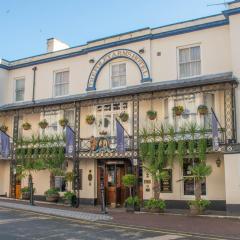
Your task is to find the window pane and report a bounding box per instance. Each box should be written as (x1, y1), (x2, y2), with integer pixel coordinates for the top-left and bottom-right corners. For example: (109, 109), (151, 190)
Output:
(179, 48), (190, 63)
(190, 46), (200, 61)
(111, 63), (126, 88)
(55, 71), (69, 96)
(15, 79), (25, 101)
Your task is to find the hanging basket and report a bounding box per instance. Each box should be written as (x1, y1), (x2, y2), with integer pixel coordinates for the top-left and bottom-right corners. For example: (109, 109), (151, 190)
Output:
(59, 118), (69, 127)
(0, 125), (8, 133)
(172, 106), (184, 116)
(99, 130), (108, 136)
(22, 122), (31, 131)
(198, 105), (208, 115)
(86, 115), (95, 125)
(38, 119), (49, 129)
(147, 110), (157, 120)
(119, 112), (129, 122)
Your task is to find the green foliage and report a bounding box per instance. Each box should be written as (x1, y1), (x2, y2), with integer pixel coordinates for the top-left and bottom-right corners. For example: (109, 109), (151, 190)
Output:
(44, 188), (59, 196)
(122, 174), (137, 188)
(21, 186), (36, 193)
(145, 199), (166, 210)
(166, 125), (175, 167)
(187, 122), (198, 159)
(125, 196), (140, 207)
(198, 127), (207, 162)
(63, 191), (76, 201)
(188, 199), (211, 210)
(189, 163), (212, 181)
(178, 126), (186, 166)
(65, 171), (75, 182)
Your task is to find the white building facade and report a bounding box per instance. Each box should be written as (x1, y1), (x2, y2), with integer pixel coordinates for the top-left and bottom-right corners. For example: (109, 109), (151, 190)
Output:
(0, 0), (240, 212)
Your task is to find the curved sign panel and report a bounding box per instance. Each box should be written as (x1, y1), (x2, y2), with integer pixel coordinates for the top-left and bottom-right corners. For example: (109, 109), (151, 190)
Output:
(87, 49), (151, 91)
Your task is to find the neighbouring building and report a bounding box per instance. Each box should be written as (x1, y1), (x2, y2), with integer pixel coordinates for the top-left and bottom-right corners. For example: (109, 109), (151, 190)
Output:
(1, 0), (240, 213)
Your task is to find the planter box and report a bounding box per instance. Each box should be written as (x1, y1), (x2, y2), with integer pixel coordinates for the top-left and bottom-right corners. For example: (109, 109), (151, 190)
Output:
(22, 192), (30, 200)
(189, 205), (204, 216)
(46, 194), (59, 203)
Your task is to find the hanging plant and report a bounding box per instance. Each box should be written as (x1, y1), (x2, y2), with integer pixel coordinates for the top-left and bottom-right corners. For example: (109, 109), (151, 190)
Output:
(177, 126), (187, 166)
(172, 106), (184, 116)
(99, 130), (108, 136)
(119, 112), (129, 122)
(86, 115), (95, 125)
(147, 110), (157, 120)
(38, 119), (49, 129)
(0, 124), (8, 133)
(198, 105), (208, 115)
(187, 122), (198, 159)
(22, 122), (31, 131)
(59, 118), (69, 127)
(198, 127), (207, 162)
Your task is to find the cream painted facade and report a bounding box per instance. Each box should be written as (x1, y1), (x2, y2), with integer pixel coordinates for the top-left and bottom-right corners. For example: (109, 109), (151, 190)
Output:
(0, 1), (240, 211)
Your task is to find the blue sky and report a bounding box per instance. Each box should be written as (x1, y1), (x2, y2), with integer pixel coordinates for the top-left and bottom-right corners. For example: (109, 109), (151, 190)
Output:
(0, 0), (228, 60)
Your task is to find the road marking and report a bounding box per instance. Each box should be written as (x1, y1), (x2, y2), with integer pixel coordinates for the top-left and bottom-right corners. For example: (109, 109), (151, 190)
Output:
(141, 236), (183, 240)
(0, 216), (49, 225)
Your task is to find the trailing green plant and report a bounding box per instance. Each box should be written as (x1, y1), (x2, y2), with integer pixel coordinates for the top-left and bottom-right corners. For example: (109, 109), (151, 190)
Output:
(177, 126), (187, 166)
(144, 199), (166, 210)
(21, 186), (36, 193)
(187, 122), (197, 159)
(172, 106), (184, 116)
(198, 127), (207, 162)
(59, 118), (69, 127)
(166, 125), (176, 167)
(22, 122), (31, 130)
(85, 115), (95, 125)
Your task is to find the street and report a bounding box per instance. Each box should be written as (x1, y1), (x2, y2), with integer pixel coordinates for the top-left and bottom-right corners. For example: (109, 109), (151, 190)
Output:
(0, 207), (239, 240)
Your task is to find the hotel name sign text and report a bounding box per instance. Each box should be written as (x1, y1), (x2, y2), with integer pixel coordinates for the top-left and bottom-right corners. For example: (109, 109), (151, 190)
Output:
(87, 49), (151, 91)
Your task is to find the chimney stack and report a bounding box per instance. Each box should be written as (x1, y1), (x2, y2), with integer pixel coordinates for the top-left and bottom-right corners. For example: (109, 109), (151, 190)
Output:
(47, 38), (69, 53)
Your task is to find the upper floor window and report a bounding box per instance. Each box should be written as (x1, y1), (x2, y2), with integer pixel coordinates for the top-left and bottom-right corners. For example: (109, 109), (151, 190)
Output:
(179, 46), (201, 79)
(15, 78), (25, 102)
(54, 70), (69, 97)
(111, 63), (126, 88)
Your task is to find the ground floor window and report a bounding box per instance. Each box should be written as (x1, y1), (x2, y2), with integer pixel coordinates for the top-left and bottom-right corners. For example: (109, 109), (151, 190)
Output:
(55, 176), (66, 192)
(183, 158), (206, 196)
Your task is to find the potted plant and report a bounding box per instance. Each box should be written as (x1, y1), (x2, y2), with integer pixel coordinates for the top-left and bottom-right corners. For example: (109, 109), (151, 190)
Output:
(99, 130), (108, 136)
(45, 188), (60, 202)
(63, 191), (76, 206)
(172, 106), (184, 116)
(21, 186), (35, 200)
(65, 171), (74, 190)
(86, 115), (95, 125)
(22, 122), (31, 130)
(198, 105), (208, 115)
(0, 124), (8, 133)
(147, 110), (157, 120)
(144, 199), (166, 213)
(59, 118), (69, 127)
(38, 119), (48, 129)
(188, 199), (211, 215)
(119, 112), (129, 122)
(125, 196), (141, 212)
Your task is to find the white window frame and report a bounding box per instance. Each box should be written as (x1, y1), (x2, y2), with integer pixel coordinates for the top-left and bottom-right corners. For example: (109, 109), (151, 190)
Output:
(53, 68), (70, 98)
(110, 61), (127, 89)
(177, 44), (202, 80)
(14, 77), (25, 102)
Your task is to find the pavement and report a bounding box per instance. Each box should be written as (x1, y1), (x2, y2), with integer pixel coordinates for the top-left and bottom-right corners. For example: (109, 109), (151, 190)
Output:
(0, 198), (240, 239)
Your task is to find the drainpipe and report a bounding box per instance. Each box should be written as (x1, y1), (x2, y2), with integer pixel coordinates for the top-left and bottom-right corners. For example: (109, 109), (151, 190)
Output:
(32, 66), (37, 102)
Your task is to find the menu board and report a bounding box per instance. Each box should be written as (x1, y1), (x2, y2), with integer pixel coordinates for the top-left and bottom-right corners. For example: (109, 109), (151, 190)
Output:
(160, 169), (172, 193)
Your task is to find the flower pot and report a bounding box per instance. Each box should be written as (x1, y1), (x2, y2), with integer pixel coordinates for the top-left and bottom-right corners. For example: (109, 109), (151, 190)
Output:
(22, 123), (31, 131)
(175, 110), (183, 116)
(0, 125), (8, 133)
(39, 121), (48, 129)
(198, 109), (208, 115)
(64, 199), (72, 206)
(149, 208), (164, 213)
(125, 205), (135, 213)
(22, 192), (30, 200)
(119, 113), (129, 122)
(86, 115), (95, 125)
(46, 194), (59, 202)
(147, 111), (157, 120)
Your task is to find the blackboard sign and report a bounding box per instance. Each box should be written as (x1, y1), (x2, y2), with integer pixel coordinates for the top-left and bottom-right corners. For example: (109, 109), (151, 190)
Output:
(160, 169), (172, 193)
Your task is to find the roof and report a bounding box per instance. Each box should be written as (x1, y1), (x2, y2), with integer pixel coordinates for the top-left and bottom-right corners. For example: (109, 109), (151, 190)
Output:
(0, 72), (237, 112)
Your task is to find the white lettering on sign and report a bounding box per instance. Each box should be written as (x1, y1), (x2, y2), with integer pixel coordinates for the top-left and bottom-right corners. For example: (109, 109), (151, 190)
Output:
(87, 49), (150, 90)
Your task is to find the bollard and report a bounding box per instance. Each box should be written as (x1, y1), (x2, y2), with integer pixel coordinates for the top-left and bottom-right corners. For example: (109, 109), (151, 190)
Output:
(100, 182), (107, 214)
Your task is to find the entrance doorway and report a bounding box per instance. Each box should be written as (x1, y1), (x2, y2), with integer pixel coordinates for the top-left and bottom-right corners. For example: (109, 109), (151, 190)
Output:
(97, 160), (131, 207)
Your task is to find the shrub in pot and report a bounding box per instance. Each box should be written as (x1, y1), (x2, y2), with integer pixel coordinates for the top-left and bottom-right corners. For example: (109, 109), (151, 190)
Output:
(38, 119), (49, 129)
(119, 112), (129, 122)
(147, 110), (157, 120)
(22, 122), (31, 131)
(59, 118), (69, 128)
(172, 106), (184, 116)
(145, 199), (166, 213)
(63, 191), (76, 206)
(45, 188), (60, 202)
(125, 196), (141, 212)
(0, 125), (8, 133)
(86, 115), (95, 125)
(198, 105), (208, 115)
(188, 199), (211, 215)
(21, 186), (35, 200)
